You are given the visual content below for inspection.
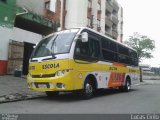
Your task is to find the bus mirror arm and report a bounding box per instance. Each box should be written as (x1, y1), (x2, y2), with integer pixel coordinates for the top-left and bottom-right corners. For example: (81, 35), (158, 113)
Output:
(74, 32), (88, 42)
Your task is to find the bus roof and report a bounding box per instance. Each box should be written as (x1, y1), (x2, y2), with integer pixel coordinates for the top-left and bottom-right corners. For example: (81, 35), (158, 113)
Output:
(78, 27), (137, 52)
(44, 27), (137, 52)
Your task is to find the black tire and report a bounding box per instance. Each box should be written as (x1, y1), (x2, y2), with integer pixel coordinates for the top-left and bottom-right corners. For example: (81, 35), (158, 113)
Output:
(81, 80), (94, 99)
(45, 91), (59, 98)
(124, 78), (131, 92)
(118, 86), (124, 91)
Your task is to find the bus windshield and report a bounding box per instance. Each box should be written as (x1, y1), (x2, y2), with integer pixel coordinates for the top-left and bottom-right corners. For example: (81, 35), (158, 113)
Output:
(31, 31), (77, 58)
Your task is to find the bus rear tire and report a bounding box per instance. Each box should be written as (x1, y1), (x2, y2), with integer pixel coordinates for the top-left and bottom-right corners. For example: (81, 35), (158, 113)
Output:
(124, 78), (131, 92)
(45, 91), (59, 98)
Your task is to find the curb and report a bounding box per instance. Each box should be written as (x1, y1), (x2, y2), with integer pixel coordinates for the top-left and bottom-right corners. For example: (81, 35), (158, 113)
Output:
(133, 82), (150, 86)
(0, 93), (46, 104)
(142, 80), (160, 85)
(140, 82), (150, 85)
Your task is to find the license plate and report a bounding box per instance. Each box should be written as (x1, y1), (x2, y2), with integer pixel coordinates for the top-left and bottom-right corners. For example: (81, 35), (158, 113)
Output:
(38, 84), (47, 88)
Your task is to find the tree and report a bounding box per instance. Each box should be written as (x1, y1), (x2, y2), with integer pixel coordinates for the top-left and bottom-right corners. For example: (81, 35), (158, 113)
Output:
(124, 32), (155, 62)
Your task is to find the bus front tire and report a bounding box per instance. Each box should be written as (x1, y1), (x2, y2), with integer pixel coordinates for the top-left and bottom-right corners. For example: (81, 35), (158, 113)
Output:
(81, 80), (94, 99)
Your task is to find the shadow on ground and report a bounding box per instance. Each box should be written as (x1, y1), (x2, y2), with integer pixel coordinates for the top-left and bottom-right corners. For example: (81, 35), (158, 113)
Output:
(41, 89), (138, 102)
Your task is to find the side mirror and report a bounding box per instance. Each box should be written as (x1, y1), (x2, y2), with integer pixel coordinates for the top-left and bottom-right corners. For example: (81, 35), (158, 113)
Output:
(81, 32), (88, 42)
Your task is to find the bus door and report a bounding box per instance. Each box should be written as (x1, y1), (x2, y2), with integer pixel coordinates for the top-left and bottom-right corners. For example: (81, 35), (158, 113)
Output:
(73, 32), (101, 89)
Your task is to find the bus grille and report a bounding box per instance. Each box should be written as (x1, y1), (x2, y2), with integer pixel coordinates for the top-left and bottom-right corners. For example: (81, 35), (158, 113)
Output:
(32, 73), (55, 78)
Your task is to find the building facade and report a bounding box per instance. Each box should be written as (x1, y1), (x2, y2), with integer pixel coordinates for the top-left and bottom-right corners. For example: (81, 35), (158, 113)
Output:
(0, 0), (58, 75)
(0, 0), (123, 75)
(117, 6), (123, 43)
(58, 0), (123, 42)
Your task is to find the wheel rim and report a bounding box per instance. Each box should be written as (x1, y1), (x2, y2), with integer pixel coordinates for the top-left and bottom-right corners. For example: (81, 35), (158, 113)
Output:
(127, 81), (131, 90)
(85, 83), (93, 95)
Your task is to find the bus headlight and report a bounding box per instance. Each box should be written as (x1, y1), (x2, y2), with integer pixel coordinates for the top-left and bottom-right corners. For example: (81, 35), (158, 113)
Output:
(55, 69), (69, 77)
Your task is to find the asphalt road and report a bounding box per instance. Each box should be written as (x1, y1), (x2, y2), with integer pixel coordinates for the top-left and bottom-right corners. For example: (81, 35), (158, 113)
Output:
(0, 83), (160, 114)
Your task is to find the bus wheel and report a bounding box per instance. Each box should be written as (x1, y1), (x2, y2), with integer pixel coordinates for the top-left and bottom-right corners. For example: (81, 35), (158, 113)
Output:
(81, 80), (94, 99)
(124, 78), (131, 92)
(45, 91), (59, 98)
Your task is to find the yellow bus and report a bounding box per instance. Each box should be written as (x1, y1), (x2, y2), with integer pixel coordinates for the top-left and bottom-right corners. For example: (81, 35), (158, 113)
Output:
(27, 27), (140, 99)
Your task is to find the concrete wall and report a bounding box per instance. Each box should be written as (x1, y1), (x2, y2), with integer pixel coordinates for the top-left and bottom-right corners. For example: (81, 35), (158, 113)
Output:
(0, 27), (13, 75)
(12, 27), (42, 45)
(117, 6), (123, 42)
(64, 0), (106, 34)
(0, 26), (42, 75)
(92, 0), (97, 29)
(65, 0), (88, 28)
(0, 27), (13, 60)
(101, 0), (106, 34)
(63, 0), (122, 38)
(16, 0), (45, 15)
(0, 27), (42, 61)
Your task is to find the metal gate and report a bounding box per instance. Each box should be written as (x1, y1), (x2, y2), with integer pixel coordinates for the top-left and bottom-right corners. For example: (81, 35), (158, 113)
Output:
(7, 40), (24, 74)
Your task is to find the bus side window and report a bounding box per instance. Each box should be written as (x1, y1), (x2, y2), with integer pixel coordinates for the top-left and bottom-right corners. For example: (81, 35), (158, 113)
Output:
(81, 46), (88, 55)
(89, 39), (100, 58)
(74, 35), (100, 61)
(76, 47), (80, 54)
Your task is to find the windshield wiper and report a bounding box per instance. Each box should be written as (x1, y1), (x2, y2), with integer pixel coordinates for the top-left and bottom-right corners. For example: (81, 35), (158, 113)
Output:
(42, 56), (56, 61)
(50, 35), (58, 59)
(50, 52), (56, 59)
(42, 35), (58, 61)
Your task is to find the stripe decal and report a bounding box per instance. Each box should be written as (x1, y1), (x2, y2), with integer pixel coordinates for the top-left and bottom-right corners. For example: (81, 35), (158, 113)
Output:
(108, 63), (126, 87)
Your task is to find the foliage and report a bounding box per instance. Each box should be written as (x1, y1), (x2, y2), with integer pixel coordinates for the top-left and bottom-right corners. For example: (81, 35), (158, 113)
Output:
(124, 32), (155, 62)
(151, 67), (160, 75)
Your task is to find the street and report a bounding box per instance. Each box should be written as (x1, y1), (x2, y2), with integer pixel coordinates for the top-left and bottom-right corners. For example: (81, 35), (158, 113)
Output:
(0, 83), (160, 114)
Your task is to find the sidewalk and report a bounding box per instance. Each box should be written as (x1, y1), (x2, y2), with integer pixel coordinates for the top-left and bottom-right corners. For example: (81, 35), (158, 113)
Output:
(142, 79), (160, 84)
(0, 75), (45, 103)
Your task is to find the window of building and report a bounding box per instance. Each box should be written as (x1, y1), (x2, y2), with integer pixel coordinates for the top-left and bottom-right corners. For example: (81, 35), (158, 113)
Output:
(97, 2), (101, 10)
(88, 0), (92, 8)
(97, 0), (101, 21)
(97, 20), (100, 27)
(107, 0), (112, 6)
(98, 0), (101, 4)
(45, 1), (50, 10)
(87, 16), (93, 28)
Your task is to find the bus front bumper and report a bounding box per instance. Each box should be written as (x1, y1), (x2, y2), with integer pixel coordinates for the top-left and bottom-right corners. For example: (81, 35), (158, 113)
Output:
(27, 72), (74, 92)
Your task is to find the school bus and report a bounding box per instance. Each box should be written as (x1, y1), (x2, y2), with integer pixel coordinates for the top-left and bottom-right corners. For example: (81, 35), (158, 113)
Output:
(27, 27), (140, 99)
